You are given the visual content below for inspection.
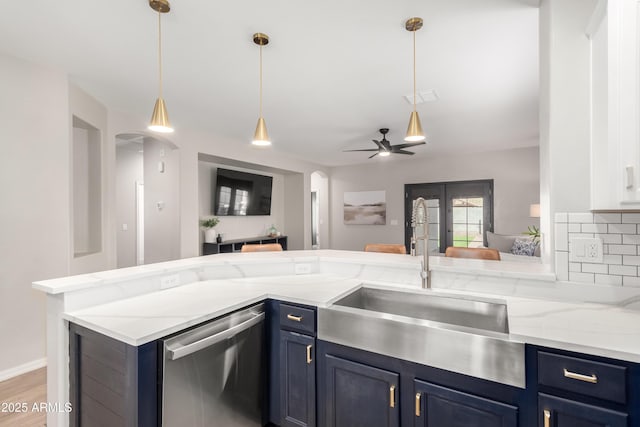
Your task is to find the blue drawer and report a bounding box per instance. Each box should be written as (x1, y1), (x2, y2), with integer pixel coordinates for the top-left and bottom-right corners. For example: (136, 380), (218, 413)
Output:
(279, 303), (316, 335)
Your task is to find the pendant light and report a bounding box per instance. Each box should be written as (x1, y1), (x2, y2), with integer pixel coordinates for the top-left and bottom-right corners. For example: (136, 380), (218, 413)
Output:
(252, 33), (271, 146)
(404, 17), (425, 142)
(148, 0), (173, 133)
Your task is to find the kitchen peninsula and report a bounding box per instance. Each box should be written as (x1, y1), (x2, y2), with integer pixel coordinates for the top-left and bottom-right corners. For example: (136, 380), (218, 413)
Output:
(33, 250), (640, 427)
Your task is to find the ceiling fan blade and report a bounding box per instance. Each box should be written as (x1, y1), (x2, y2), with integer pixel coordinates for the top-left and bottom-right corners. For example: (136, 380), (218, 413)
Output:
(393, 149), (415, 155)
(343, 148), (380, 152)
(372, 139), (385, 150)
(393, 141), (426, 149)
(368, 152), (379, 159)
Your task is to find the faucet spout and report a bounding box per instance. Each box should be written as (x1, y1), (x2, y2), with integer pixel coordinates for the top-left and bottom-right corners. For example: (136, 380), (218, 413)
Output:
(411, 197), (431, 289)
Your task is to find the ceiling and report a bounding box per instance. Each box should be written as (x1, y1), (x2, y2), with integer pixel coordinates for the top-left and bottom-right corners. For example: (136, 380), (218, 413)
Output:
(0, 0), (539, 167)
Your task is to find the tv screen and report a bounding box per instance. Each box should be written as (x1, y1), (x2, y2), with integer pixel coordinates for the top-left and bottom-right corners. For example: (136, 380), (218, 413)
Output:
(213, 168), (273, 216)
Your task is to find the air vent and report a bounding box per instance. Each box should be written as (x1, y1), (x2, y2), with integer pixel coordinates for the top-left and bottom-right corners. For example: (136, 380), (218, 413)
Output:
(404, 89), (439, 105)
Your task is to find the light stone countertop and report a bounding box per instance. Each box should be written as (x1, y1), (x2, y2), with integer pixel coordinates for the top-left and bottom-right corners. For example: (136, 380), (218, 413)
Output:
(62, 272), (640, 363)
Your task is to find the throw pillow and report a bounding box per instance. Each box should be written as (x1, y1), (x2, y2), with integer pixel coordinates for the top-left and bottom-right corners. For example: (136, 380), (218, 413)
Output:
(511, 238), (538, 256)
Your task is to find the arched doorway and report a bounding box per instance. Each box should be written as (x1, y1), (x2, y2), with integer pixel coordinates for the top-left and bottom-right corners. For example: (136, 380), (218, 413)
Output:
(115, 132), (180, 267)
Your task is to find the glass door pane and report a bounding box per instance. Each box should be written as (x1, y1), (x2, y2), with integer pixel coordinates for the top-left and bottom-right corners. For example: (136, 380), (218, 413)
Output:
(452, 197), (484, 248)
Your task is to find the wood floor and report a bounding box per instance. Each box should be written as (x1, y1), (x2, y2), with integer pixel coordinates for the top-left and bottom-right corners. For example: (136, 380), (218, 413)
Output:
(0, 368), (47, 427)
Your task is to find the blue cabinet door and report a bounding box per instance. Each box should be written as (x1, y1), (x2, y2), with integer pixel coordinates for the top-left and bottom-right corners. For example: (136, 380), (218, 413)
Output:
(280, 331), (316, 427)
(324, 354), (400, 427)
(414, 380), (518, 427)
(538, 394), (627, 427)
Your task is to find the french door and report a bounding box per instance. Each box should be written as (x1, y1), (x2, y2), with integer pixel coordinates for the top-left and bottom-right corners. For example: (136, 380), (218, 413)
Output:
(404, 180), (494, 253)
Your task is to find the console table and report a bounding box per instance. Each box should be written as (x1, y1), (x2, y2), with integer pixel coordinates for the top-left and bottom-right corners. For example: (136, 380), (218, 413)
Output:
(203, 235), (288, 255)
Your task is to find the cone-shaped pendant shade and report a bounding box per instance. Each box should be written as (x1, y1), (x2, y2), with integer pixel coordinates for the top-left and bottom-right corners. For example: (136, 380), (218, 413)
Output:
(252, 117), (271, 146)
(404, 110), (425, 142)
(148, 97), (174, 133)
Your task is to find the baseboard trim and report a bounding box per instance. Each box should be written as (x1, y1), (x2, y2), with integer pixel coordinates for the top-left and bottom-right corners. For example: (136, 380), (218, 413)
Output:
(0, 358), (47, 383)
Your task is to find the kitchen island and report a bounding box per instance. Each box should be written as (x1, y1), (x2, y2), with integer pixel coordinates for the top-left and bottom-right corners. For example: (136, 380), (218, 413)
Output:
(33, 250), (640, 427)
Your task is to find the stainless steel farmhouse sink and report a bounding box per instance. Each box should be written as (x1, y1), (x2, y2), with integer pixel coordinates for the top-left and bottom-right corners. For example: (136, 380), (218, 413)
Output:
(318, 286), (526, 388)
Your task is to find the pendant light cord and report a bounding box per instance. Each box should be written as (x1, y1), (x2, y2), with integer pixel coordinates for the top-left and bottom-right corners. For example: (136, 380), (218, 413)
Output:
(158, 11), (163, 99)
(413, 28), (416, 113)
(259, 44), (263, 118)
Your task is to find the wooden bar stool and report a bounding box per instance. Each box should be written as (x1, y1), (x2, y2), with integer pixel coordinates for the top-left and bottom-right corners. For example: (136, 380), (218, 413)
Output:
(444, 247), (501, 261)
(240, 243), (283, 252)
(364, 243), (407, 254)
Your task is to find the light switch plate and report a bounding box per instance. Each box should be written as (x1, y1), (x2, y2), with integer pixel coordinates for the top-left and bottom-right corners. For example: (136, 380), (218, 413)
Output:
(569, 238), (603, 263)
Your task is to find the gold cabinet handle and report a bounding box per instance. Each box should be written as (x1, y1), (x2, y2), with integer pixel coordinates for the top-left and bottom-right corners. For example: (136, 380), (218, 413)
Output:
(306, 345), (312, 364)
(544, 409), (551, 427)
(287, 314), (303, 322)
(389, 385), (396, 408)
(563, 368), (598, 384)
(415, 393), (421, 417)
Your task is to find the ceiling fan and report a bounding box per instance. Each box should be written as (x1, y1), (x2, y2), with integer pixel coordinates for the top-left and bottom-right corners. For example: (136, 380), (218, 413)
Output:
(344, 128), (426, 159)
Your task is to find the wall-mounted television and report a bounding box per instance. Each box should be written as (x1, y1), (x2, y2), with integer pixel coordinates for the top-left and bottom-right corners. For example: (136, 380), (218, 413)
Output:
(213, 168), (273, 216)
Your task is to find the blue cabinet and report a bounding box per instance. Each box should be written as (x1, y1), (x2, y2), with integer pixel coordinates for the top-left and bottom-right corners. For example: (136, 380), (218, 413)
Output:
(324, 355), (400, 427)
(414, 380), (518, 427)
(538, 394), (627, 427)
(280, 331), (316, 427)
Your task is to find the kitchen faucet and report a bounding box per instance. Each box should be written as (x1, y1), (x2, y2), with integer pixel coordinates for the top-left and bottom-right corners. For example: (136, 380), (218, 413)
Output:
(411, 197), (431, 289)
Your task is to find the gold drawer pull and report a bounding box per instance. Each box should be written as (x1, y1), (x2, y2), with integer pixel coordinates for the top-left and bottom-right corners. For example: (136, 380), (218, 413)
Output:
(415, 393), (421, 417)
(389, 385), (396, 408)
(287, 314), (303, 322)
(544, 409), (550, 427)
(563, 368), (598, 384)
(306, 345), (312, 364)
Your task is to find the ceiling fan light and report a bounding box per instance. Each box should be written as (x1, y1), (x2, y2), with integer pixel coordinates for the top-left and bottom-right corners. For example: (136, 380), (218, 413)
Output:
(148, 97), (174, 133)
(252, 117), (271, 146)
(379, 151), (391, 157)
(404, 111), (425, 142)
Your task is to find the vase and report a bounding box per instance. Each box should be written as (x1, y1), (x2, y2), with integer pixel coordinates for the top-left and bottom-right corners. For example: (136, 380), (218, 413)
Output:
(204, 228), (217, 243)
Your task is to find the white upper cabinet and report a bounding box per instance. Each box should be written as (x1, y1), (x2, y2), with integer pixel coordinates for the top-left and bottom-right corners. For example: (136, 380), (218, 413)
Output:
(589, 0), (640, 209)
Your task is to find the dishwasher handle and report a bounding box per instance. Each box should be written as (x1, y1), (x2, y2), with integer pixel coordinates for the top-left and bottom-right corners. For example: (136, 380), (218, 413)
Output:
(168, 312), (265, 361)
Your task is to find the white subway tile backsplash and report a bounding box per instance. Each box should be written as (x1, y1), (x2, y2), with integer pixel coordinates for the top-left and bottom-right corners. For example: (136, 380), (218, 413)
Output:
(609, 265), (637, 276)
(568, 233), (595, 241)
(608, 245), (637, 255)
(595, 274), (623, 285)
(569, 262), (581, 272)
(595, 233), (622, 244)
(623, 255), (640, 265)
(554, 223), (568, 252)
(569, 271), (595, 283)
(622, 213), (640, 223)
(581, 223), (608, 233)
(594, 213), (622, 223)
(603, 254), (623, 265)
(556, 211), (640, 285)
(555, 251), (569, 281)
(623, 276), (640, 287)
(568, 213), (593, 223)
(623, 234), (640, 245)
(555, 212), (568, 223)
(581, 263), (608, 274)
(608, 223), (637, 234)
(568, 224), (581, 232)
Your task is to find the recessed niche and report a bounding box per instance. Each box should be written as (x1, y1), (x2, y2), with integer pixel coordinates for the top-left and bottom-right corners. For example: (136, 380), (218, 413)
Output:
(73, 116), (102, 257)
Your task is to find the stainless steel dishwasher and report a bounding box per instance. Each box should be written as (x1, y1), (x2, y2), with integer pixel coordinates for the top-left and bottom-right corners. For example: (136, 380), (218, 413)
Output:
(161, 303), (266, 427)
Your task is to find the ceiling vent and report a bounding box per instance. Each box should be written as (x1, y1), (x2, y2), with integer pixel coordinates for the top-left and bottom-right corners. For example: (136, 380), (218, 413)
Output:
(404, 89), (439, 105)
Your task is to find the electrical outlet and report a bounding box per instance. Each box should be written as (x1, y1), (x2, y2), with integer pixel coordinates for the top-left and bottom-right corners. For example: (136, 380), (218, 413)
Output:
(295, 263), (312, 275)
(569, 238), (603, 263)
(160, 274), (180, 290)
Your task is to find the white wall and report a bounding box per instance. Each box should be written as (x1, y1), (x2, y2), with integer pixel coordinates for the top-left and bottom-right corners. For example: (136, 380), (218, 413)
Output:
(539, 0), (598, 263)
(198, 161), (286, 244)
(329, 147), (540, 251)
(115, 144), (143, 268)
(144, 138), (180, 264)
(69, 84), (112, 275)
(0, 54), (69, 376)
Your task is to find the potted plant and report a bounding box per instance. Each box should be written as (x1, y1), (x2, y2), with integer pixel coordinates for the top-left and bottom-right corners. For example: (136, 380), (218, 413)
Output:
(201, 217), (220, 243)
